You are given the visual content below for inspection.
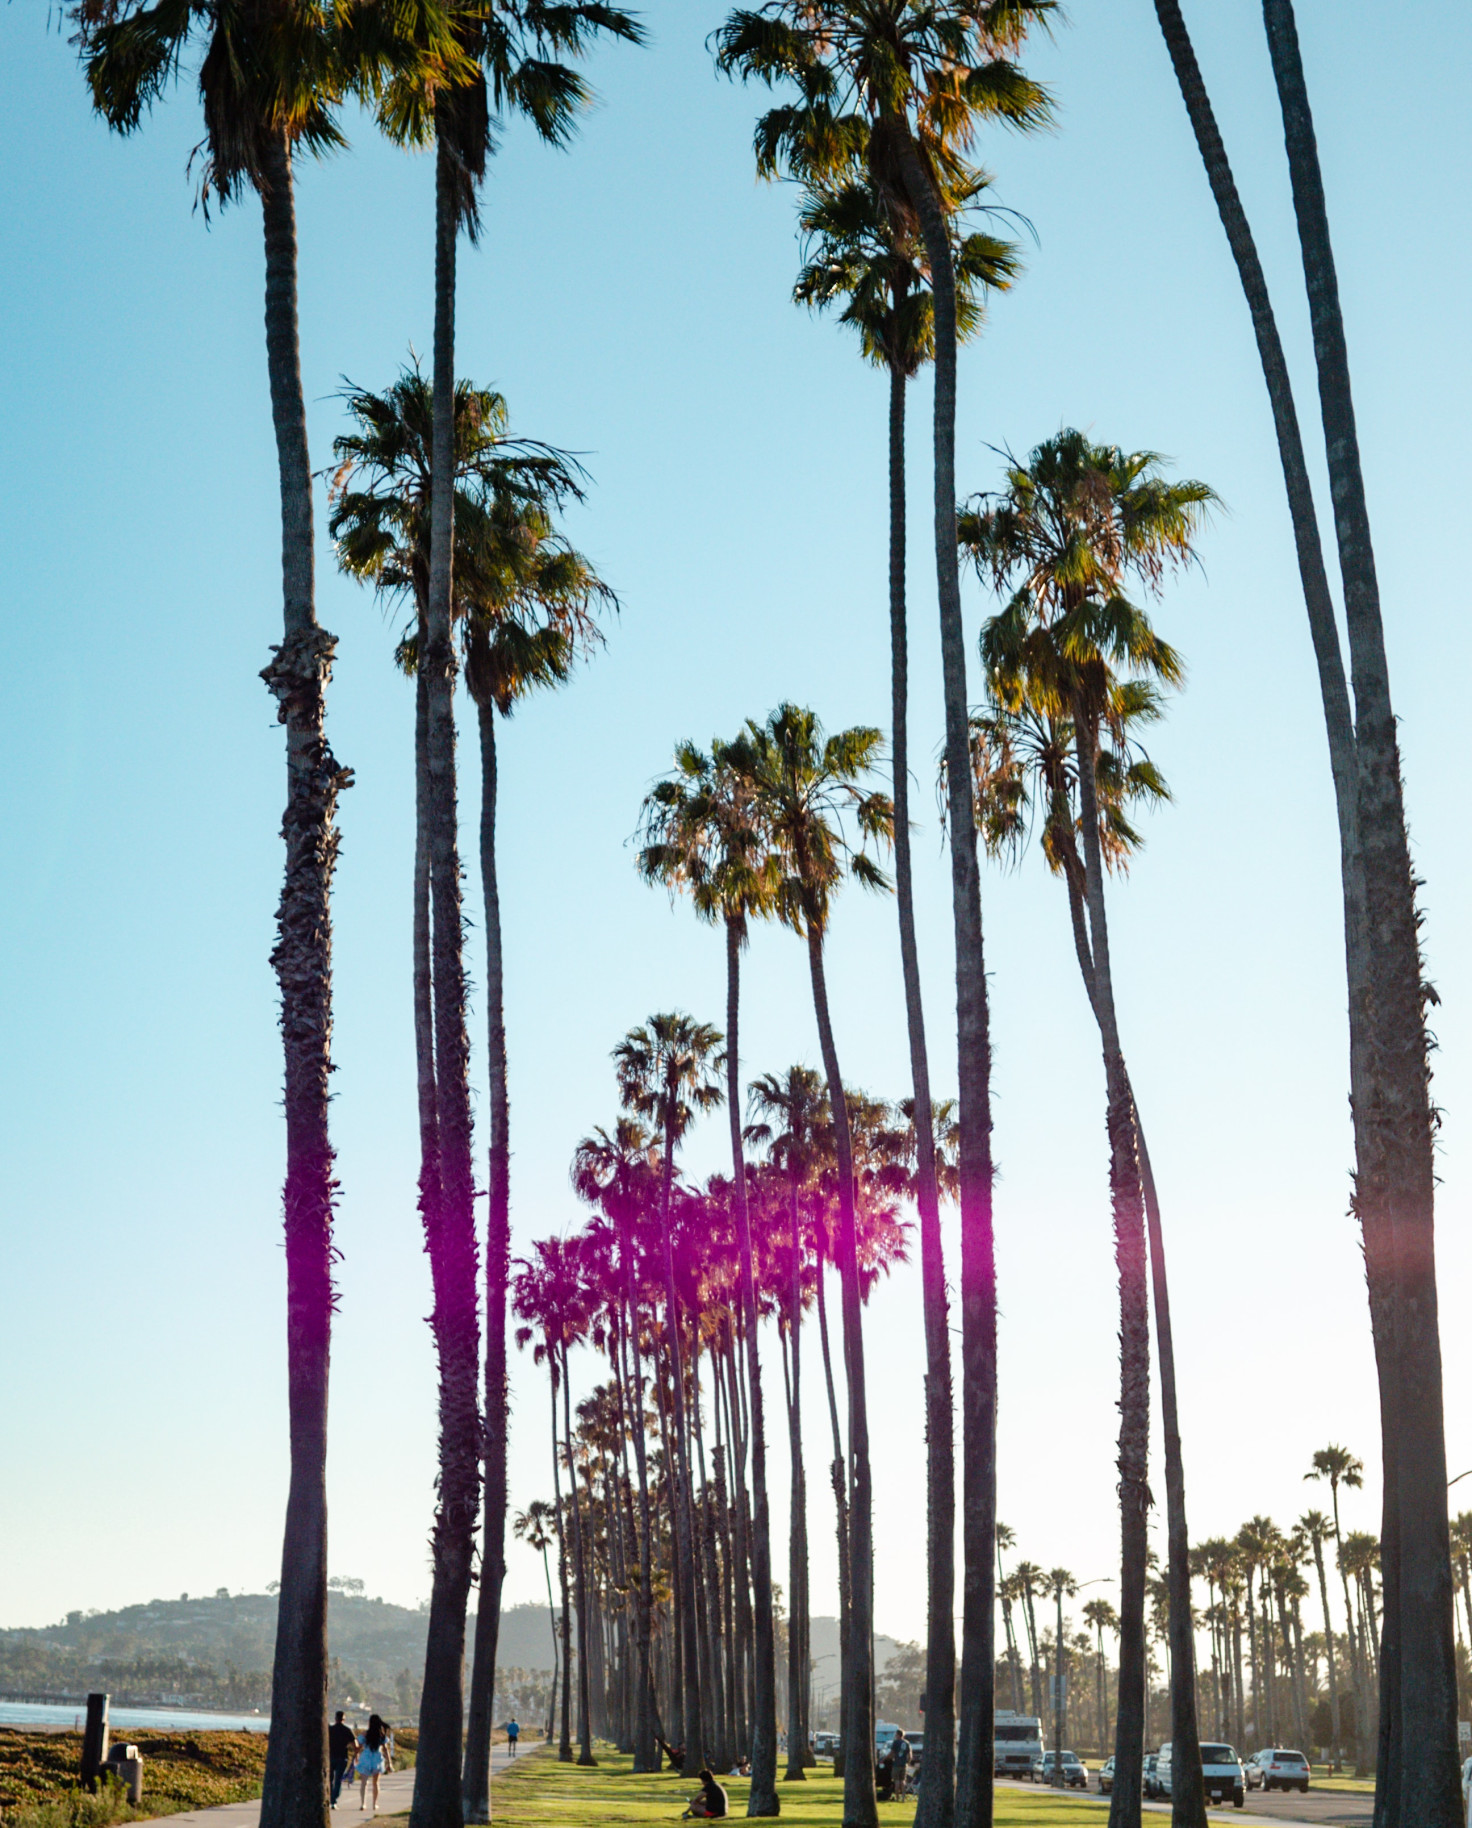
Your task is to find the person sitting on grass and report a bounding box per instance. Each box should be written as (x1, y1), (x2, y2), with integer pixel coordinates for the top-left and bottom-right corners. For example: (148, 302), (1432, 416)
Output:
(658, 1737), (686, 1773)
(682, 1768), (729, 1819)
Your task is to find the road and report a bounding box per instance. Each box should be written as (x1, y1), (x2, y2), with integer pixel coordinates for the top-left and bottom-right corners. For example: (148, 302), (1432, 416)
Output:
(996, 1778), (1373, 1827)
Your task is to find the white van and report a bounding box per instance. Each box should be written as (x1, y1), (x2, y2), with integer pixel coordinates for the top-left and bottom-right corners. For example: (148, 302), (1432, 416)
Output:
(1155, 1740), (1246, 1809)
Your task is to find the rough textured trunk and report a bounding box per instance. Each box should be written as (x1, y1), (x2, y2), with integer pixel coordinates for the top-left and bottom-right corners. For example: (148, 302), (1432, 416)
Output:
(411, 123), (481, 1828)
(541, 1544), (559, 1743)
(691, 1348), (726, 1772)
(804, 928), (874, 1828)
(814, 1227), (851, 1777)
(722, 922), (780, 1814)
(1063, 838), (1203, 1822)
(721, 1330), (756, 1767)
(657, 1115), (706, 1773)
(1313, 1540), (1342, 1761)
(1071, 707), (1149, 1828)
(1155, 7), (1451, 1811)
(785, 1167), (809, 1786)
(1134, 1129), (1205, 1826)
(463, 690), (510, 1820)
(550, 1372), (573, 1762)
(887, 355), (957, 1828)
(621, 1237), (658, 1772)
(1259, 11), (1452, 1823)
(257, 126), (343, 1828)
(561, 1347), (596, 1766)
(895, 128), (995, 1828)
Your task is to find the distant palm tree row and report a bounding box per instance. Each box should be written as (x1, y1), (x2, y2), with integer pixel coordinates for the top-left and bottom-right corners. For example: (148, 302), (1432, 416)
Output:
(66, 1), (1457, 1827)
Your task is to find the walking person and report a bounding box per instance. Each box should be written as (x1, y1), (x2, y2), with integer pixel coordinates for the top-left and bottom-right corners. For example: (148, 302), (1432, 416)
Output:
(328, 1711), (355, 1809)
(506, 1716), (520, 1758)
(891, 1731), (912, 1799)
(356, 1714), (388, 1814)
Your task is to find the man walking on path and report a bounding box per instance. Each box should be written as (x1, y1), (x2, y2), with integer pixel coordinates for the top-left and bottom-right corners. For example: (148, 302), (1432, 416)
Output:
(328, 1712), (355, 1807)
(891, 1731), (912, 1799)
(506, 1718), (519, 1758)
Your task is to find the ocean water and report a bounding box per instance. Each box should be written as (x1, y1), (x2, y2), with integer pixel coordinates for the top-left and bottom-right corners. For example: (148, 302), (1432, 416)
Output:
(0, 1701), (270, 1733)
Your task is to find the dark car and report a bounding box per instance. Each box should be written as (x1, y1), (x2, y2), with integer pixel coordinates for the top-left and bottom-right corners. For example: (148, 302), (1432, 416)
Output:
(1033, 1752), (1088, 1790)
(1144, 1752), (1161, 1798)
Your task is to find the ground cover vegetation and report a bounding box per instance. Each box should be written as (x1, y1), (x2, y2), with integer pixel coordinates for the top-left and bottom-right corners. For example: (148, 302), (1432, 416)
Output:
(0, 1731), (273, 1827)
(382, 1749), (1115, 1828)
(58, 1), (1460, 1827)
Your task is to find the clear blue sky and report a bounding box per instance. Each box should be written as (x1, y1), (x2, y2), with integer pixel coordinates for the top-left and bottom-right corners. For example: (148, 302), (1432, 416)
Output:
(3, 0), (1469, 1650)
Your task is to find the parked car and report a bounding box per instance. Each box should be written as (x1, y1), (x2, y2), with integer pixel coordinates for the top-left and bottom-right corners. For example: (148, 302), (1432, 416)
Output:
(1098, 1756), (1114, 1796)
(906, 1734), (925, 1769)
(1144, 1752), (1161, 1798)
(813, 1732), (839, 1758)
(1246, 1749), (1311, 1794)
(1156, 1741), (1245, 1809)
(1031, 1751), (1088, 1790)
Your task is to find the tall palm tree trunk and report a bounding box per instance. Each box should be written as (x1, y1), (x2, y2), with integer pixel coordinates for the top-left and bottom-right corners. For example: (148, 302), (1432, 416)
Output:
(1134, 1129), (1205, 1825)
(1153, 9), (1450, 1811)
(804, 927), (876, 1828)
(1313, 1540), (1342, 1762)
(690, 1346), (727, 1771)
(785, 1167), (809, 1785)
(1070, 713), (1150, 1828)
(549, 1366), (573, 1763)
(561, 1348), (597, 1767)
(722, 920), (781, 1813)
(895, 129), (997, 1828)
(257, 127), (345, 1828)
(887, 350), (958, 1828)
(814, 1227), (852, 1777)
(722, 1327), (757, 1764)
(1259, 14), (1453, 1821)
(463, 689), (510, 1820)
(1063, 844), (1204, 1822)
(411, 122), (482, 1828)
(539, 1537), (559, 1743)
(620, 1222), (659, 1771)
(656, 1121), (706, 1773)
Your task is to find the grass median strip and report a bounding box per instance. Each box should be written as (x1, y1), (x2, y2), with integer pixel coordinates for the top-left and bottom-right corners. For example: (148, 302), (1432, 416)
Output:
(449, 1751), (1114, 1826)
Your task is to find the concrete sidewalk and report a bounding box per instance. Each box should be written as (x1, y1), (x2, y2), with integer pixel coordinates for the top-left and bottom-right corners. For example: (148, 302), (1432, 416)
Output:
(129, 1742), (526, 1828)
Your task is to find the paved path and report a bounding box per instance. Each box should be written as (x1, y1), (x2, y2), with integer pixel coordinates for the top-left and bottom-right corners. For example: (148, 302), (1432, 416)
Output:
(129, 1743), (526, 1828)
(995, 1778), (1372, 1827)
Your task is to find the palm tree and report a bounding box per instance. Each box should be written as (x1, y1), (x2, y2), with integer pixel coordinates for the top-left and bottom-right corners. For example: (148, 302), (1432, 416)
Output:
(637, 745), (781, 1811)
(514, 1502), (561, 1741)
(372, 14), (640, 1818)
(712, 19), (1052, 1820)
(513, 1236), (597, 1766)
(962, 430), (1213, 1828)
(1083, 1599), (1119, 1755)
(69, 12), (449, 1826)
(1013, 1562), (1045, 1722)
(720, 705), (891, 1824)
(1307, 1445), (1366, 1762)
(1153, 7), (1454, 1809)
(328, 365), (611, 1813)
(572, 1118), (663, 1772)
(1047, 1570), (1077, 1780)
(615, 1015), (726, 1777)
(746, 1065), (829, 1783)
(794, 176), (1013, 1810)
(1298, 1511), (1341, 1765)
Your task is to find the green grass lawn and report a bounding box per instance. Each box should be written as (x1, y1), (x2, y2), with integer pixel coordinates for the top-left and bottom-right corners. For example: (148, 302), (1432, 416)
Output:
(465, 1751), (1113, 1826)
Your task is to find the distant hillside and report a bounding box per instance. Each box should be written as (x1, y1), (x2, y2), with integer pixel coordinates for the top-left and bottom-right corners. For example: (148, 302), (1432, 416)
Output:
(0, 1593), (559, 1716)
(0, 1591), (904, 1715)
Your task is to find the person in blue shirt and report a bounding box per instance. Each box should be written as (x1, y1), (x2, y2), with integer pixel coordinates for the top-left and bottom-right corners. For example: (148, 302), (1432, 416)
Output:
(506, 1718), (520, 1758)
